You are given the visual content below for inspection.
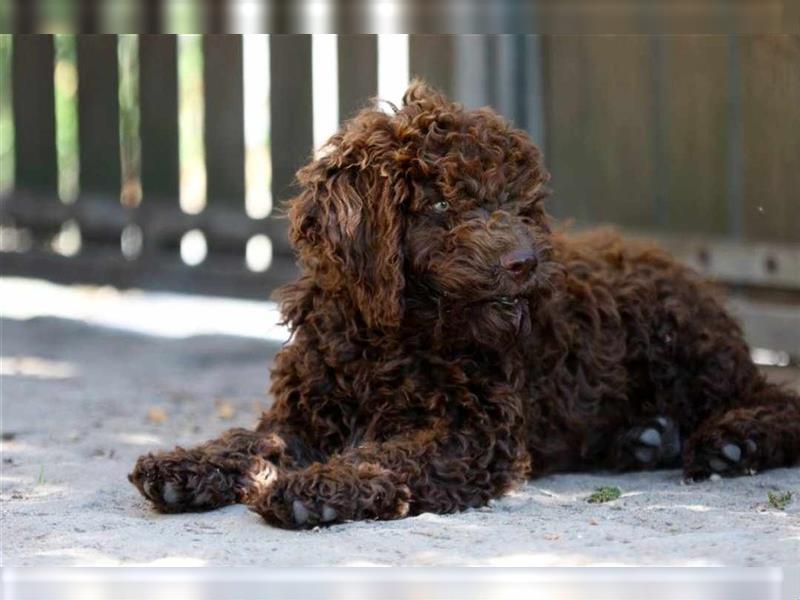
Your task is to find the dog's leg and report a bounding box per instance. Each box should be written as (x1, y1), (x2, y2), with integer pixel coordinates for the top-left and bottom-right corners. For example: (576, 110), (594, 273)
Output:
(129, 428), (300, 513)
(683, 383), (800, 480)
(246, 430), (529, 529)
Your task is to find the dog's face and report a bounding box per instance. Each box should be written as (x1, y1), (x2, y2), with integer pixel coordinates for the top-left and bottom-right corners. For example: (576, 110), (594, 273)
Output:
(289, 81), (554, 342)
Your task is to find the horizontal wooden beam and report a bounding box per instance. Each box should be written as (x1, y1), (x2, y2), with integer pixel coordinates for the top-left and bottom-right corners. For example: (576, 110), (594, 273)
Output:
(0, 192), (293, 257)
(630, 232), (800, 291)
(0, 247), (298, 301)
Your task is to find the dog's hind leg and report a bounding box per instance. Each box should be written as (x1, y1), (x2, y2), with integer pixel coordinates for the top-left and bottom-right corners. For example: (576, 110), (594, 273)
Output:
(129, 428), (302, 513)
(683, 382), (800, 481)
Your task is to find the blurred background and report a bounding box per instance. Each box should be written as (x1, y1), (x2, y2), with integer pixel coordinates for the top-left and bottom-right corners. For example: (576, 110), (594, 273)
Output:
(0, 31), (798, 361)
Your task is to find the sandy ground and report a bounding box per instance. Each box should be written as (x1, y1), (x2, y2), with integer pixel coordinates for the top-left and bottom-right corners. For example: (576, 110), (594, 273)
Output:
(2, 315), (799, 567)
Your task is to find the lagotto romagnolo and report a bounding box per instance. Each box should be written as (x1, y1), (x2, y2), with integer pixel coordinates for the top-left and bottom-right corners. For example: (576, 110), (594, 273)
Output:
(131, 81), (800, 528)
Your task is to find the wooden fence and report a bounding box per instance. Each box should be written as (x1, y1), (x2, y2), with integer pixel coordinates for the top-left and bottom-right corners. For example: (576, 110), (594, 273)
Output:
(1, 34), (798, 355)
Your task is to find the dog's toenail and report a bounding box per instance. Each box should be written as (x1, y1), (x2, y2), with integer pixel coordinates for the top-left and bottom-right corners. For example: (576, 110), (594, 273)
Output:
(143, 481), (154, 497)
(709, 473), (722, 482)
(709, 458), (729, 472)
(292, 500), (310, 525)
(639, 428), (661, 447)
(162, 482), (180, 505)
(321, 505), (338, 522)
(721, 444), (741, 463)
(655, 417), (669, 428)
(634, 447), (655, 463)
(745, 439), (757, 454)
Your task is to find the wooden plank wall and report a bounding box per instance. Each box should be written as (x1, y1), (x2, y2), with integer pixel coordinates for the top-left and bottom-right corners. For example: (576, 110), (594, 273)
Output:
(2, 33), (798, 340)
(544, 35), (659, 228)
(543, 35), (800, 244)
(740, 36), (800, 244)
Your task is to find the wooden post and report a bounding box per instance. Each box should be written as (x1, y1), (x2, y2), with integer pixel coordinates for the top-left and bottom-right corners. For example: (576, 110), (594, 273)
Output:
(203, 35), (245, 209)
(338, 35), (378, 121)
(76, 35), (121, 198)
(409, 35), (455, 99)
(12, 35), (58, 194)
(269, 34), (312, 207)
(139, 34), (179, 203)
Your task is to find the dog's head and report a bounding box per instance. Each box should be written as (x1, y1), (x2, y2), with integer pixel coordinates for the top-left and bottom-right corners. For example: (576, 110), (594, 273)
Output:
(288, 80), (555, 341)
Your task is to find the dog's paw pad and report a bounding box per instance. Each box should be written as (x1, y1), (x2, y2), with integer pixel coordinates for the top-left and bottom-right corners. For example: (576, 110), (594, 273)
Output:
(708, 441), (757, 473)
(638, 428), (661, 448)
(292, 500), (310, 525)
(634, 446), (656, 463)
(290, 500), (338, 526)
(708, 457), (731, 473)
(136, 476), (187, 509)
(622, 416), (681, 467)
(162, 482), (181, 505)
(321, 504), (338, 522)
(720, 443), (742, 463)
(687, 438), (759, 480)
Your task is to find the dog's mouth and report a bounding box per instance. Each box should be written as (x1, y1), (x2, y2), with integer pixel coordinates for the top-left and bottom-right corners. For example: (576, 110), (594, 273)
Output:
(491, 295), (524, 308)
(463, 294), (526, 309)
(486, 294), (531, 335)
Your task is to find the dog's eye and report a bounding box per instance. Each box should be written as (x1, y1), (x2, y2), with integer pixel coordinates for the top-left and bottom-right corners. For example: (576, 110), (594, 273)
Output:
(431, 200), (450, 213)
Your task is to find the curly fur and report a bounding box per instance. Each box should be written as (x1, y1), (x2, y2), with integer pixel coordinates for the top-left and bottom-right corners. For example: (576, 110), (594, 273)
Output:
(130, 81), (800, 528)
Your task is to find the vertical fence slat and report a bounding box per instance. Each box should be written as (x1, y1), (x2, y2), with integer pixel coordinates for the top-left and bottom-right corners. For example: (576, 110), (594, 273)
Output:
(492, 35), (519, 125)
(12, 35), (58, 194)
(660, 36), (730, 235)
(142, 0), (163, 32)
(409, 35), (456, 99)
(77, 34), (121, 197)
(203, 35), (245, 208)
(455, 35), (490, 109)
(740, 35), (800, 243)
(13, 1), (35, 32)
(78, 0), (102, 33)
(269, 34), (312, 207)
(139, 35), (179, 201)
(545, 36), (657, 228)
(521, 35), (546, 152)
(205, 0), (228, 32)
(338, 35), (377, 121)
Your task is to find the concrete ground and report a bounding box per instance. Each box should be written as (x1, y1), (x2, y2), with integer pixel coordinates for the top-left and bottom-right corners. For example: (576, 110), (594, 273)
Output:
(2, 307), (799, 566)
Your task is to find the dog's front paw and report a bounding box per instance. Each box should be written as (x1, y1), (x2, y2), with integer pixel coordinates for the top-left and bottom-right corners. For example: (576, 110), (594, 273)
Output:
(129, 451), (240, 512)
(246, 464), (411, 529)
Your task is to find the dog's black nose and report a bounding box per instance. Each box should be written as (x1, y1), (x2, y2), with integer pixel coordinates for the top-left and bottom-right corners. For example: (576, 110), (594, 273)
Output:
(500, 249), (538, 279)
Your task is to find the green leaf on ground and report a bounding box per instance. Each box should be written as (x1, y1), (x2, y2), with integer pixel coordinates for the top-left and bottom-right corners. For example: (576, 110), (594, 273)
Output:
(587, 486), (622, 503)
(768, 491), (792, 510)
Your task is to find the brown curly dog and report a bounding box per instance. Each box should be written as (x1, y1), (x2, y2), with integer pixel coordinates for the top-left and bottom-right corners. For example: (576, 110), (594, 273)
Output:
(130, 81), (800, 528)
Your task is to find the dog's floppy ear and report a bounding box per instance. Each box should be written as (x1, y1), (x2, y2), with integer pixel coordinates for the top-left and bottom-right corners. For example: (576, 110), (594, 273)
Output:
(289, 159), (406, 330)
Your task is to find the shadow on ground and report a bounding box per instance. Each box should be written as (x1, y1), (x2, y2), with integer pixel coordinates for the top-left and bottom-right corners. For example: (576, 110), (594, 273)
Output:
(2, 317), (799, 566)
